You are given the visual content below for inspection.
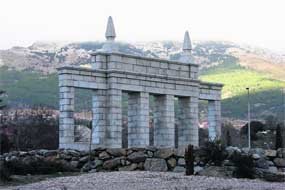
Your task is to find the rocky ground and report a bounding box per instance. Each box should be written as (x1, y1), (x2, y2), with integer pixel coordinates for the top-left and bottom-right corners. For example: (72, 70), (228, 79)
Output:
(1, 171), (284, 190)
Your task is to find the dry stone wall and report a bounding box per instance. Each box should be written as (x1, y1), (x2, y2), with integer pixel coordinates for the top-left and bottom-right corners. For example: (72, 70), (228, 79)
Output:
(1, 147), (285, 182)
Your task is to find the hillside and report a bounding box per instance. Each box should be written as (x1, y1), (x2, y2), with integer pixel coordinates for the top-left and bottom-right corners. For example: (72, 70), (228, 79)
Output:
(0, 41), (285, 119)
(200, 62), (285, 119)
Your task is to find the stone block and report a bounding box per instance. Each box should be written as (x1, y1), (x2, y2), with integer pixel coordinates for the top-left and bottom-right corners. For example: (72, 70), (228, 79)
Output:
(144, 158), (168, 172)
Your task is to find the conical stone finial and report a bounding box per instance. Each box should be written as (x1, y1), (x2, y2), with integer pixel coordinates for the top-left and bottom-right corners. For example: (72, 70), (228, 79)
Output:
(101, 16), (118, 52)
(183, 31), (192, 51)
(105, 16), (116, 41)
(180, 30), (193, 63)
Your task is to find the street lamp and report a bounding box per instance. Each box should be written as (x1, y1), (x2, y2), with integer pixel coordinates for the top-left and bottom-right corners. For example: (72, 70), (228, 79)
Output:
(282, 88), (285, 127)
(246, 87), (251, 149)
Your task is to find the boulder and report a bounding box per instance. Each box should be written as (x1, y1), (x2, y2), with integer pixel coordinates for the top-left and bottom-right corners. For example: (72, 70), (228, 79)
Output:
(103, 158), (121, 170)
(263, 171), (285, 182)
(267, 161), (274, 166)
(38, 149), (49, 156)
(167, 158), (177, 168)
(137, 162), (144, 170)
(249, 148), (265, 156)
(19, 151), (28, 157)
(265, 149), (277, 158)
(99, 151), (111, 160)
(120, 158), (127, 166)
(277, 148), (285, 158)
(194, 166), (204, 174)
(226, 146), (241, 156)
(154, 148), (174, 159)
(59, 160), (79, 172)
(146, 151), (154, 157)
(177, 158), (185, 166)
(79, 156), (89, 163)
(127, 151), (147, 163)
(145, 146), (157, 152)
(70, 161), (79, 168)
(106, 148), (127, 157)
(118, 163), (137, 171)
(273, 158), (285, 167)
(255, 158), (269, 169)
(144, 158), (168, 172)
(252, 154), (261, 160)
(173, 166), (186, 173)
(81, 159), (103, 172)
(65, 149), (80, 157)
(241, 148), (250, 154)
(94, 159), (103, 168)
(175, 147), (185, 157)
(279, 168), (285, 172)
(268, 166), (278, 173)
(81, 162), (92, 172)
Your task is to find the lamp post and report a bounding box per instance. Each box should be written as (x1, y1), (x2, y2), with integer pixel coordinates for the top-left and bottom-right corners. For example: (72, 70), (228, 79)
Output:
(283, 88), (285, 127)
(246, 87), (251, 149)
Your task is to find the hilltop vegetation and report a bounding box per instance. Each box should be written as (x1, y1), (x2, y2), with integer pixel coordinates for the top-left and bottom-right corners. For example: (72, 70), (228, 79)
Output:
(0, 67), (58, 108)
(200, 62), (285, 119)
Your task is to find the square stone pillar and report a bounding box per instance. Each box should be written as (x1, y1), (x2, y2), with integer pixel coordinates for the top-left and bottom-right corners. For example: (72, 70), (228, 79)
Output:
(128, 92), (150, 147)
(154, 94), (175, 147)
(59, 86), (75, 147)
(105, 89), (123, 148)
(208, 100), (221, 140)
(92, 89), (107, 146)
(177, 96), (199, 147)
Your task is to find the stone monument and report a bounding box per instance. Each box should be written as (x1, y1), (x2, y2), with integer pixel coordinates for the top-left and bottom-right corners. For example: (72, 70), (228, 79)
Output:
(58, 16), (223, 150)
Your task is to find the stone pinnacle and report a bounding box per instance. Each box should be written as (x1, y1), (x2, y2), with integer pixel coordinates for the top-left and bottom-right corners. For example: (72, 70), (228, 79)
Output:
(183, 31), (192, 51)
(105, 16), (116, 41)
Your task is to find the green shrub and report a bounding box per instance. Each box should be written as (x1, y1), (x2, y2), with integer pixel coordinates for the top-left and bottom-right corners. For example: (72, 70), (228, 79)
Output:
(185, 144), (194, 175)
(232, 152), (255, 179)
(202, 139), (227, 166)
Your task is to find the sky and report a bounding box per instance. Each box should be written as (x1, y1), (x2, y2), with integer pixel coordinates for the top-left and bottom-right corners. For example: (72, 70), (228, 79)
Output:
(0, 0), (285, 52)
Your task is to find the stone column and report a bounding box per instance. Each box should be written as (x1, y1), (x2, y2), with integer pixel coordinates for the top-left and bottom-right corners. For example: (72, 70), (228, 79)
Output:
(128, 92), (150, 147)
(177, 96), (199, 147)
(153, 94), (175, 147)
(59, 86), (75, 148)
(208, 100), (221, 140)
(105, 89), (123, 148)
(92, 89), (107, 146)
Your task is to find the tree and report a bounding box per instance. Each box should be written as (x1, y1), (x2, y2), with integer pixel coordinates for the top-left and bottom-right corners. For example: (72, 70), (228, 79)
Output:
(185, 144), (194, 175)
(0, 90), (6, 110)
(0, 90), (7, 154)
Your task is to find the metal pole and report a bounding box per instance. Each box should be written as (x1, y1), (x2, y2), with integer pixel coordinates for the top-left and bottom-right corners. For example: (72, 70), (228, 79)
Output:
(246, 88), (251, 149)
(283, 88), (285, 127)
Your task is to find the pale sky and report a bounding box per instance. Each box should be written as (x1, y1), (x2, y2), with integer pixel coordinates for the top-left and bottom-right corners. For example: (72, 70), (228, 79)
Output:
(0, 0), (285, 52)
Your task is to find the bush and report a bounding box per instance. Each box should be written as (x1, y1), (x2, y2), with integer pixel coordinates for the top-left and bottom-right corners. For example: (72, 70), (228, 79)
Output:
(0, 131), (11, 154)
(232, 152), (255, 179)
(1, 109), (59, 151)
(240, 121), (265, 141)
(0, 159), (11, 182)
(201, 139), (227, 166)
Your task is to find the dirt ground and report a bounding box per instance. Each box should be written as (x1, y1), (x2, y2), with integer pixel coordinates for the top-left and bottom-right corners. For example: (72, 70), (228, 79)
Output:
(1, 171), (284, 190)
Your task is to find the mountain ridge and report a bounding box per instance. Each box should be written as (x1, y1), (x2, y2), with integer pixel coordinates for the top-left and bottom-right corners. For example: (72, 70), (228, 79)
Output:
(1, 40), (284, 77)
